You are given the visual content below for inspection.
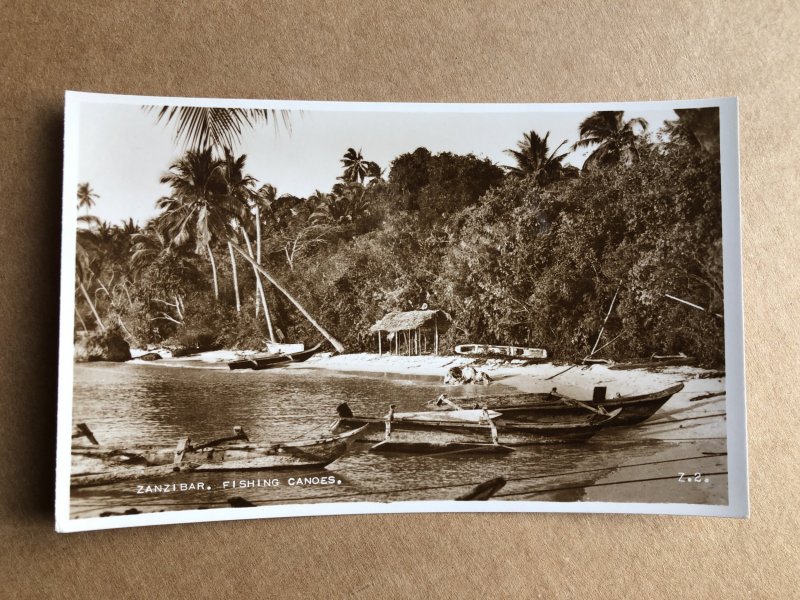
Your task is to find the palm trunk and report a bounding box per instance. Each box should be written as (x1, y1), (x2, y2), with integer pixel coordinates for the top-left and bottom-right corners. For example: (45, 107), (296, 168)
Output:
(230, 242), (345, 353)
(241, 227), (276, 342)
(79, 281), (106, 331)
(122, 282), (133, 308)
(227, 241), (241, 312)
(255, 206), (262, 264)
(206, 242), (219, 300)
(75, 306), (89, 334)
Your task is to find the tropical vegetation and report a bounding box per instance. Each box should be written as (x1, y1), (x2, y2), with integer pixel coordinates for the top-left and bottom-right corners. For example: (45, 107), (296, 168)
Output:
(75, 108), (726, 365)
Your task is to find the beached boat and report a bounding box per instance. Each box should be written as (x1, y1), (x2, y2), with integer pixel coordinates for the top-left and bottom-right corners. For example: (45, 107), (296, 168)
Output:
(608, 355), (697, 370)
(432, 383), (684, 427)
(333, 403), (620, 446)
(454, 344), (548, 360)
(227, 342), (322, 370)
(71, 423), (367, 488)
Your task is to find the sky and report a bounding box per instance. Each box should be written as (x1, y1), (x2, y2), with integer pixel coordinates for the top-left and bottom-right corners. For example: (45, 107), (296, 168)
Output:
(76, 102), (678, 225)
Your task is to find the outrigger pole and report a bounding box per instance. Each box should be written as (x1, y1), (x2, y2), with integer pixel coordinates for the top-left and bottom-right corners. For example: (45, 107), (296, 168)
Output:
(230, 242), (346, 353)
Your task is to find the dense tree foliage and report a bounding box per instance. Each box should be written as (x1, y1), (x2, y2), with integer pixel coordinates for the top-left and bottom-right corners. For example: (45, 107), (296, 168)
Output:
(76, 109), (725, 365)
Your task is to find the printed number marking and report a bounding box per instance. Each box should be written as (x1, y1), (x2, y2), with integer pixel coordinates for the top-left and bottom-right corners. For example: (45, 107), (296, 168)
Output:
(678, 472), (707, 483)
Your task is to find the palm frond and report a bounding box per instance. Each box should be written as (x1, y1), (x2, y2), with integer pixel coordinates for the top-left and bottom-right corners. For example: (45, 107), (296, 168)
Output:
(145, 106), (289, 151)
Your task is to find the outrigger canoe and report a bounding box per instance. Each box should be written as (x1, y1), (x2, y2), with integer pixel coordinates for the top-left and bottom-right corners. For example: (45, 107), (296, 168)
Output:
(71, 422), (367, 488)
(228, 343), (323, 370)
(431, 383), (684, 427)
(332, 403), (620, 446)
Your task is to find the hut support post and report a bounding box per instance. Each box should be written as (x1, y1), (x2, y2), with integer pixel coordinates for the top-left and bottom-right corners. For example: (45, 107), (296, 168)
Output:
(378, 332), (382, 355)
(435, 318), (439, 355)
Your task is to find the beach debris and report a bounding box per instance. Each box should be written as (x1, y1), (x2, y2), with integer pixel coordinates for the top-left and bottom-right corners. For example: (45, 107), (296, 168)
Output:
(72, 423), (99, 446)
(444, 365), (493, 386)
(99, 508), (142, 517)
(688, 391), (726, 402)
(228, 497), (257, 508)
(455, 476), (507, 500)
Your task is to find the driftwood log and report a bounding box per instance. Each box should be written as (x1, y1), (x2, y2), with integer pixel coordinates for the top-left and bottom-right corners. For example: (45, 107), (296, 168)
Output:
(455, 476), (507, 500)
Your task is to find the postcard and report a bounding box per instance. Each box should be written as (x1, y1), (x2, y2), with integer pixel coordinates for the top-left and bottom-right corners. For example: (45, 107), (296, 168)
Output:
(56, 92), (747, 531)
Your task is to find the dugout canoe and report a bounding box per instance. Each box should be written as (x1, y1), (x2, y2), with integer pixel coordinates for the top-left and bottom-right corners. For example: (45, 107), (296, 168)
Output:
(228, 342), (322, 370)
(433, 383), (684, 427)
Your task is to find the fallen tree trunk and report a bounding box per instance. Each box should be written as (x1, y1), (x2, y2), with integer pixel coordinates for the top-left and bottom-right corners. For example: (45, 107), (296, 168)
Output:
(230, 242), (345, 353)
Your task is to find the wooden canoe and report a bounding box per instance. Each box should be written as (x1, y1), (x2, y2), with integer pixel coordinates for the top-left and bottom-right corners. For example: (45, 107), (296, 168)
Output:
(454, 344), (548, 360)
(437, 383), (684, 427)
(71, 424), (368, 488)
(228, 342), (322, 370)
(333, 403), (621, 446)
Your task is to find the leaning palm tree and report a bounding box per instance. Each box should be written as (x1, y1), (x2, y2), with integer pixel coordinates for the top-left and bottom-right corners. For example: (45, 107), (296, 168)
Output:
(573, 111), (649, 171)
(77, 183), (99, 215)
(504, 131), (575, 187)
(340, 148), (370, 183)
(145, 106), (291, 152)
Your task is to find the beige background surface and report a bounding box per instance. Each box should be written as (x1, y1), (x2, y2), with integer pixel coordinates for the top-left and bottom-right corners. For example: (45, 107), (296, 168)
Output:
(1, 1), (797, 598)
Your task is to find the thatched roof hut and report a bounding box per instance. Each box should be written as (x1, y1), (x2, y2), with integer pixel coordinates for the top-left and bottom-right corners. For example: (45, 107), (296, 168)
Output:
(369, 310), (451, 333)
(369, 310), (451, 355)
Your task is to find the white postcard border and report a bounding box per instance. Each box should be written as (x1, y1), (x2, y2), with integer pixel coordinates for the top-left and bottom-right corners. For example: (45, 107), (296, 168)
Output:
(56, 92), (747, 532)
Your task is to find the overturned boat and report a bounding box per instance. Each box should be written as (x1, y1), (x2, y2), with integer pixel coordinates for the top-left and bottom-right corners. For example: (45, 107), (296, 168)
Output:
(454, 344), (548, 361)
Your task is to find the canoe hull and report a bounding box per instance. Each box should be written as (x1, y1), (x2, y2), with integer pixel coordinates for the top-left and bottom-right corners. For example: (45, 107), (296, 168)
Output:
(455, 344), (548, 360)
(469, 383), (685, 427)
(72, 425), (367, 487)
(228, 343), (322, 370)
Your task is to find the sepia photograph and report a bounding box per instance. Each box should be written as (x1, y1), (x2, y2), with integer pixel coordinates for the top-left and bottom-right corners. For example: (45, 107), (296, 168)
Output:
(57, 93), (746, 531)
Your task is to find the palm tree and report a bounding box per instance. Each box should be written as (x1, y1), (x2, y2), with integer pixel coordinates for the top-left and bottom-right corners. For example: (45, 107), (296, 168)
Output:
(77, 183), (98, 215)
(253, 184), (279, 264)
(220, 149), (259, 313)
(130, 224), (178, 276)
(365, 161), (383, 183)
(573, 111), (649, 171)
(340, 148), (370, 183)
(75, 229), (105, 332)
(145, 107), (291, 152)
(504, 131), (576, 187)
(156, 148), (237, 301)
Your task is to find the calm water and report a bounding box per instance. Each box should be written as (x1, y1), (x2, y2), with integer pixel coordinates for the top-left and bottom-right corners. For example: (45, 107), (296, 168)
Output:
(70, 361), (679, 517)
